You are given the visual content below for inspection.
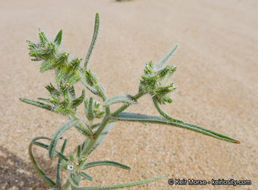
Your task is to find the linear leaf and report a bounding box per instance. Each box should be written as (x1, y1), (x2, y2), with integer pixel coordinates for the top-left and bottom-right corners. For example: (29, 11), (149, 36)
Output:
(70, 176), (164, 190)
(54, 30), (63, 46)
(87, 97), (94, 120)
(33, 141), (68, 161)
(83, 160), (130, 170)
(77, 145), (81, 158)
(81, 77), (98, 95)
(29, 137), (56, 187)
(40, 59), (57, 72)
(71, 90), (85, 108)
(56, 139), (67, 188)
(84, 13), (100, 69)
(103, 95), (136, 107)
(79, 171), (93, 181)
(112, 112), (240, 144)
(45, 83), (60, 96)
(155, 45), (178, 71)
(68, 86), (76, 99)
(49, 120), (78, 159)
(74, 123), (91, 136)
(39, 31), (48, 44)
(19, 98), (53, 111)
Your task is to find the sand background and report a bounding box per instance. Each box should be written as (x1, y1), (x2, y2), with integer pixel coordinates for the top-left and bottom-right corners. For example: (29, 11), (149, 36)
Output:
(0, 0), (257, 189)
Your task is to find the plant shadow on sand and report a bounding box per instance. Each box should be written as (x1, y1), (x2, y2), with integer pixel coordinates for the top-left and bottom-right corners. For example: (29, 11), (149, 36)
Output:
(0, 146), (56, 190)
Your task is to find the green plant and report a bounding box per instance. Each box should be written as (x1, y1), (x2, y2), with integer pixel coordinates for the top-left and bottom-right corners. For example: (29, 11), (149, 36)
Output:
(20, 13), (239, 190)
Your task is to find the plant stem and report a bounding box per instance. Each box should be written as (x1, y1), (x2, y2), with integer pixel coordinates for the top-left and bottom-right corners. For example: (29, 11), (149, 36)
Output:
(63, 179), (71, 190)
(112, 91), (145, 116)
(152, 97), (183, 123)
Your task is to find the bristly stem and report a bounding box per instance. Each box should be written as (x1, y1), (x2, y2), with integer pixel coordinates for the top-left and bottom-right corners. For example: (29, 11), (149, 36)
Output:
(152, 97), (183, 123)
(112, 91), (145, 116)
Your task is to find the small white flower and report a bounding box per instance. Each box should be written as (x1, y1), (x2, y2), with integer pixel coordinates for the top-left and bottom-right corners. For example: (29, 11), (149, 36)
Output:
(67, 164), (74, 171)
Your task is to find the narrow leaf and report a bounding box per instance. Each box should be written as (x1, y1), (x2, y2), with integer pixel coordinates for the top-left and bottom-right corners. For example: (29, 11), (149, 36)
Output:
(155, 45), (178, 71)
(68, 86), (76, 99)
(77, 145), (81, 158)
(71, 90), (85, 108)
(87, 97), (94, 120)
(38, 97), (49, 102)
(84, 13), (100, 69)
(54, 30), (63, 46)
(33, 141), (68, 161)
(83, 160), (130, 170)
(80, 171), (93, 181)
(49, 120), (78, 159)
(70, 176), (164, 190)
(45, 83), (60, 96)
(19, 98), (53, 111)
(39, 31), (48, 44)
(56, 139), (67, 188)
(29, 137), (56, 187)
(74, 123), (91, 136)
(103, 95), (136, 107)
(112, 112), (240, 144)
(81, 77), (98, 95)
(40, 59), (57, 72)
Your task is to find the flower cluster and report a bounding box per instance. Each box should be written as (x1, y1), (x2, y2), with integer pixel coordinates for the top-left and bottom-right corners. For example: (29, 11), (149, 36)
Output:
(139, 61), (176, 104)
(27, 30), (82, 87)
(40, 83), (85, 115)
(84, 97), (105, 121)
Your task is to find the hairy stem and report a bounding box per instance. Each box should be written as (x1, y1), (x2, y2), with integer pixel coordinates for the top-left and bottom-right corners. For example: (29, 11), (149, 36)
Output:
(153, 97), (183, 123)
(112, 91), (145, 116)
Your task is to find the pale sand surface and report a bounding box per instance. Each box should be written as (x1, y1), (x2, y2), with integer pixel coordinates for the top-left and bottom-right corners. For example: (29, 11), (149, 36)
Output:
(0, 0), (257, 189)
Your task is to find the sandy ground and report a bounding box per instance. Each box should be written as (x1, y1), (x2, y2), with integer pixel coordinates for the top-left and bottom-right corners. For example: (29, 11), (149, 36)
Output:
(0, 0), (257, 189)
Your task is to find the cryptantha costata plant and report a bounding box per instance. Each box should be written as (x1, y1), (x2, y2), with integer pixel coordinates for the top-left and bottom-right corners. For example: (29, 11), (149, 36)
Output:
(20, 13), (240, 190)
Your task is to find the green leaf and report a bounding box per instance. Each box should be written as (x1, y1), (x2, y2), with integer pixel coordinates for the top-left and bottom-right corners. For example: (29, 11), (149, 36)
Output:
(70, 176), (164, 190)
(37, 97), (49, 102)
(54, 30), (63, 46)
(71, 90), (85, 108)
(49, 120), (78, 159)
(103, 95), (136, 107)
(45, 83), (60, 96)
(56, 66), (68, 83)
(70, 175), (82, 186)
(68, 86), (76, 99)
(79, 171), (93, 181)
(67, 72), (81, 86)
(77, 145), (81, 158)
(154, 45), (178, 71)
(33, 141), (68, 161)
(56, 139), (67, 188)
(40, 58), (57, 72)
(112, 112), (240, 144)
(83, 160), (130, 170)
(29, 137), (56, 187)
(84, 13), (100, 69)
(87, 97), (94, 120)
(19, 98), (53, 111)
(74, 123), (91, 136)
(81, 77), (99, 95)
(39, 31), (48, 44)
